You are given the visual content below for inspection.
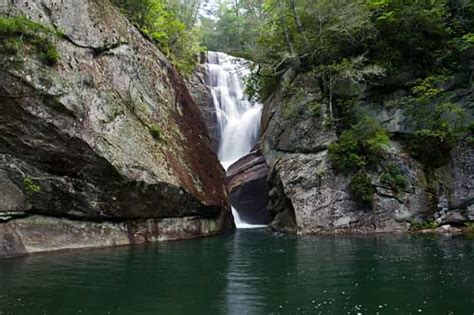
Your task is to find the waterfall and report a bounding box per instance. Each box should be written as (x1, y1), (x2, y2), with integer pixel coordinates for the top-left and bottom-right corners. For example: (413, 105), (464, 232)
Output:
(205, 51), (266, 229)
(206, 52), (263, 170)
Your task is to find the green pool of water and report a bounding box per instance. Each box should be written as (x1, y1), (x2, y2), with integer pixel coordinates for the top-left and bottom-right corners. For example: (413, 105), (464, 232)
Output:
(0, 231), (473, 314)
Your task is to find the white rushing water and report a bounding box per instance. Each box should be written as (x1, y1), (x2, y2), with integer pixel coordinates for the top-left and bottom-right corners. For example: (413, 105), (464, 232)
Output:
(205, 51), (265, 229)
(206, 51), (263, 170)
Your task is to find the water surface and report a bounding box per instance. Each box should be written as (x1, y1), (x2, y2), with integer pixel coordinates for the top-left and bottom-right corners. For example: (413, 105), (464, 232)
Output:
(0, 231), (473, 314)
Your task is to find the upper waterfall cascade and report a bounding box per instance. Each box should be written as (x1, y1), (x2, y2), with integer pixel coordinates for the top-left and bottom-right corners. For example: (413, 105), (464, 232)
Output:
(205, 51), (263, 170)
(205, 51), (266, 229)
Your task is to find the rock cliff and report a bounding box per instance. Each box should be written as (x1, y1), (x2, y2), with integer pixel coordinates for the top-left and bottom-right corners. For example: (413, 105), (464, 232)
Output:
(0, 0), (233, 258)
(261, 71), (474, 234)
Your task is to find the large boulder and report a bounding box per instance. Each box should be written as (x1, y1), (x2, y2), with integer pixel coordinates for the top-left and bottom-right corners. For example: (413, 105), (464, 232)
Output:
(0, 0), (233, 258)
(226, 145), (271, 225)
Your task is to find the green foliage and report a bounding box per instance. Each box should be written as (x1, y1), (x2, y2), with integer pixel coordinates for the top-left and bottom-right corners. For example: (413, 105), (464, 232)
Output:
(307, 101), (322, 118)
(23, 176), (41, 194)
(329, 116), (389, 174)
(380, 163), (408, 193)
(199, 0), (265, 56)
(148, 124), (165, 141)
(393, 75), (469, 167)
(410, 220), (438, 231)
(245, 66), (280, 102)
(112, 0), (202, 75)
(329, 116), (389, 205)
(44, 45), (61, 65)
(349, 172), (376, 204)
(210, 0), (473, 110)
(0, 15), (62, 65)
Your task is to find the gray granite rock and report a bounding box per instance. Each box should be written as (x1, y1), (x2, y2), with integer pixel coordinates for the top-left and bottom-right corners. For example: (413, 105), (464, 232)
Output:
(0, 0), (233, 257)
(260, 71), (473, 234)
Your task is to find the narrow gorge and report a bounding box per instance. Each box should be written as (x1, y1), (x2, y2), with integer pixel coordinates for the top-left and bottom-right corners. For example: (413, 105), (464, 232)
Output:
(0, 0), (474, 313)
(201, 51), (269, 228)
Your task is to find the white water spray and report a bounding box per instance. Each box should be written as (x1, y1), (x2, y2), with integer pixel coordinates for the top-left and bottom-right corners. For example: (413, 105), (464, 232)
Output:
(206, 52), (263, 170)
(205, 51), (265, 229)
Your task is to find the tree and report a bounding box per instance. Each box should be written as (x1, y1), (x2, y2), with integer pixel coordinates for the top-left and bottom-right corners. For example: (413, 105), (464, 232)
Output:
(112, 0), (203, 74)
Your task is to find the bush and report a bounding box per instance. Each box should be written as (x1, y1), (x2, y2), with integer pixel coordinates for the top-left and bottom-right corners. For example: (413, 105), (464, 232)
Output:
(23, 176), (41, 194)
(329, 115), (389, 174)
(329, 116), (390, 205)
(0, 15), (62, 65)
(380, 163), (408, 193)
(349, 172), (375, 205)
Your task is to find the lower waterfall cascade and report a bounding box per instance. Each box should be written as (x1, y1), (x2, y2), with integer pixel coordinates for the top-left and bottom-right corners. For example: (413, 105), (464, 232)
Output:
(205, 51), (266, 228)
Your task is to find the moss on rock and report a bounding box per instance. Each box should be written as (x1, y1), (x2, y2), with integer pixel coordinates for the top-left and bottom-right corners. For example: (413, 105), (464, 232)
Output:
(0, 15), (62, 65)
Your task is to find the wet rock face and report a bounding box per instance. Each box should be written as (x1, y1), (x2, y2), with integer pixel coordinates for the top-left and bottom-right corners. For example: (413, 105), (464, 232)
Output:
(261, 72), (474, 234)
(0, 0), (233, 257)
(226, 145), (271, 225)
(186, 64), (220, 152)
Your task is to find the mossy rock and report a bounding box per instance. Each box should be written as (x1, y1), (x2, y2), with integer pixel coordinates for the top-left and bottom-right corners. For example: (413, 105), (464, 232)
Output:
(0, 15), (62, 66)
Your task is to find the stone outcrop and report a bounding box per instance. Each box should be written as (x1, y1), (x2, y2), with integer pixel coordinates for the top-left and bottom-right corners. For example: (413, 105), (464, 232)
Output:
(226, 145), (271, 225)
(261, 72), (474, 234)
(0, 0), (233, 258)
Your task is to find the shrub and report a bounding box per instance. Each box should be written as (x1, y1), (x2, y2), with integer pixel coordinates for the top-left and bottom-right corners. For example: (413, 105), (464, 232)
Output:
(44, 44), (61, 65)
(23, 176), (41, 194)
(380, 163), (408, 193)
(329, 116), (390, 205)
(329, 115), (389, 174)
(349, 172), (376, 204)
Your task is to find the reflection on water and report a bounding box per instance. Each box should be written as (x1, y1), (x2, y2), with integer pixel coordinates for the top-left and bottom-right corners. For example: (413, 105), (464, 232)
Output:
(0, 232), (473, 314)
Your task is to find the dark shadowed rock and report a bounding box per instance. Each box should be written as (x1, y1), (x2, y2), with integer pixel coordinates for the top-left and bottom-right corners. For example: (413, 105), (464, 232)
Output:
(226, 145), (271, 225)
